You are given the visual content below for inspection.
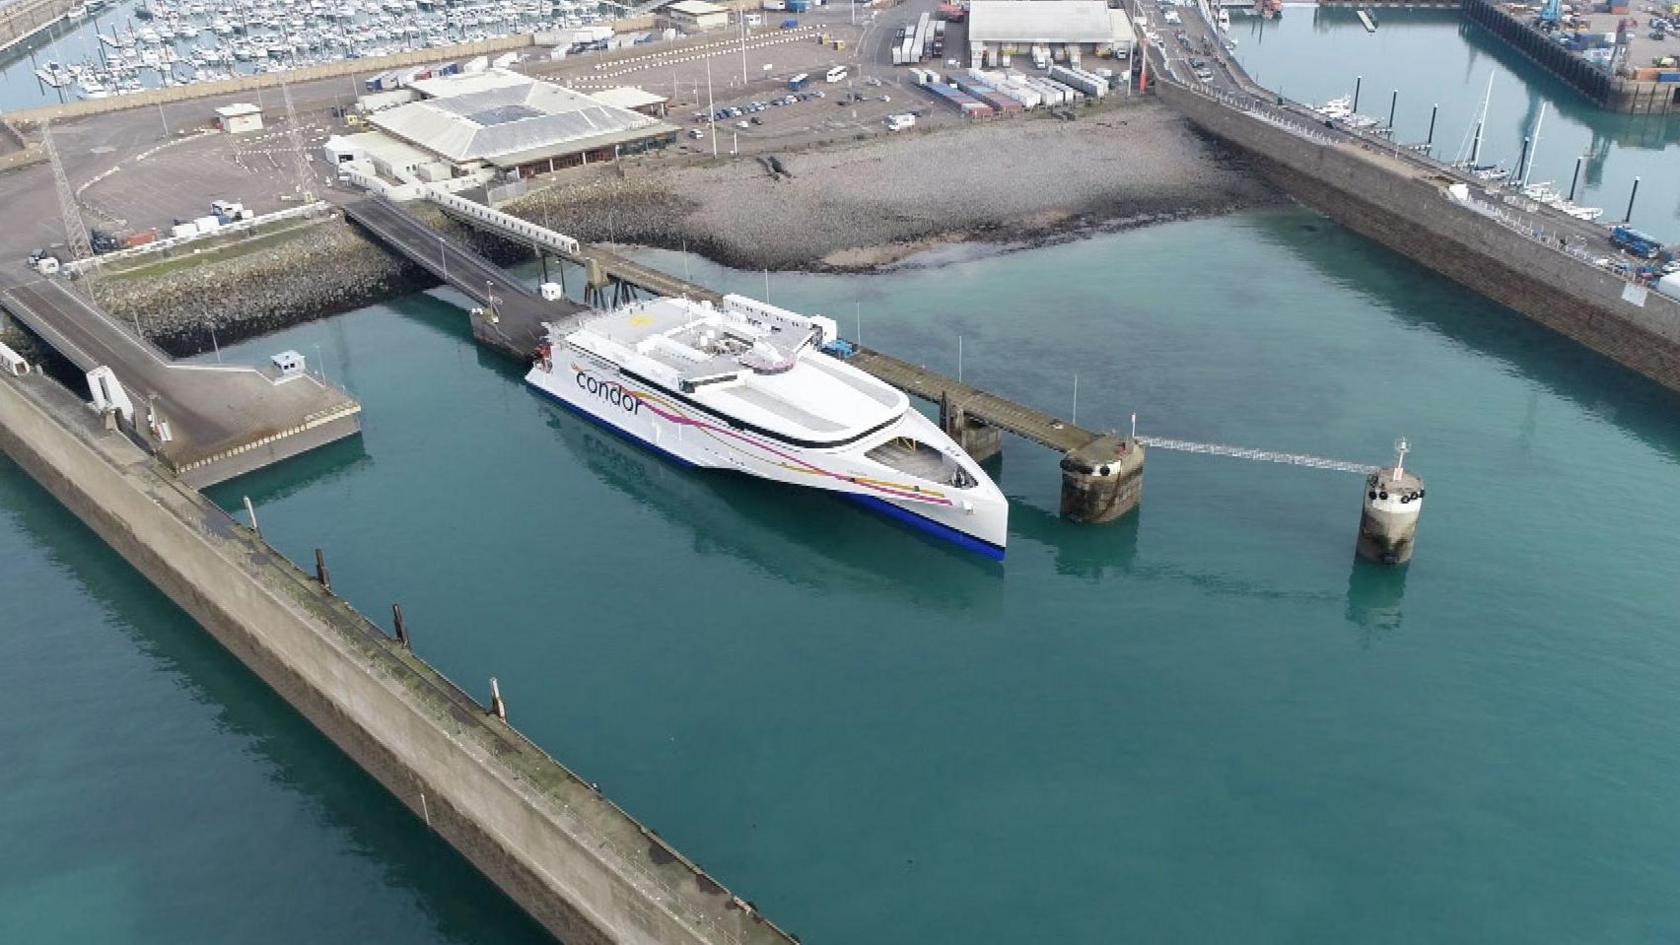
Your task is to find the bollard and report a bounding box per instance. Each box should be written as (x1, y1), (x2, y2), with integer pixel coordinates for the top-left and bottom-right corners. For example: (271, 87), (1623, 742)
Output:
(392, 603), (409, 647)
(314, 547), (332, 594)
(489, 677), (507, 722)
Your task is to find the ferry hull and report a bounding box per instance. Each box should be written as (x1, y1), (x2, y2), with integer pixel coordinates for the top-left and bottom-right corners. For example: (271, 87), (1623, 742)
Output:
(526, 356), (1008, 558)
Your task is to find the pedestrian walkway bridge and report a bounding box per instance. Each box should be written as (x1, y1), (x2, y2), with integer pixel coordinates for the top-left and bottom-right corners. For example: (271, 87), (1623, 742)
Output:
(1134, 436), (1379, 474)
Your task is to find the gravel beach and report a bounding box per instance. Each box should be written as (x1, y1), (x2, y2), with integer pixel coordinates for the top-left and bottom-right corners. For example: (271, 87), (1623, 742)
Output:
(508, 98), (1283, 272)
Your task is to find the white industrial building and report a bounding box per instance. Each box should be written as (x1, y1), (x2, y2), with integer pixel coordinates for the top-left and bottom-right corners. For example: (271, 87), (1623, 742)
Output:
(662, 0), (731, 31)
(214, 102), (263, 134)
(330, 69), (679, 181)
(966, 1), (1136, 68)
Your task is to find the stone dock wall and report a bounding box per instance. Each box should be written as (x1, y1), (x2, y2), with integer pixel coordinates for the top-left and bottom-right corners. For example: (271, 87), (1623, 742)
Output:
(1158, 81), (1680, 394)
(0, 0), (77, 56)
(1461, 0), (1679, 115)
(0, 367), (800, 945)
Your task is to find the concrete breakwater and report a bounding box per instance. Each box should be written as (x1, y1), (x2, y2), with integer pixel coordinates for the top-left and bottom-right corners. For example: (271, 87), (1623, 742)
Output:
(0, 362), (801, 945)
(1158, 81), (1680, 394)
(95, 208), (530, 357)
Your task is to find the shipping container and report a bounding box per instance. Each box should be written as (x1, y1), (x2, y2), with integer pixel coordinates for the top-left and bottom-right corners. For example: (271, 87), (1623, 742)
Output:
(1049, 64), (1106, 98)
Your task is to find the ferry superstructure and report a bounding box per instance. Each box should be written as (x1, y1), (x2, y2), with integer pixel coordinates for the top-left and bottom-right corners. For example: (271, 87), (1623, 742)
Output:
(525, 294), (1009, 558)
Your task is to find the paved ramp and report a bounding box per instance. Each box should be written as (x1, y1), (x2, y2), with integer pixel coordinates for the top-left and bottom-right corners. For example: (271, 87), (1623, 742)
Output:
(0, 271), (360, 482)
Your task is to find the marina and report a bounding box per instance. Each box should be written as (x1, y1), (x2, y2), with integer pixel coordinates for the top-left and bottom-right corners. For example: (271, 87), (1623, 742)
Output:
(0, 0), (620, 110)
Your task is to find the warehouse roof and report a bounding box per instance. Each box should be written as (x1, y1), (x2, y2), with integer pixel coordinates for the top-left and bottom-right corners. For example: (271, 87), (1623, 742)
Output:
(667, 0), (727, 14)
(590, 86), (670, 110)
(367, 70), (677, 167)
(968, 0), (1122, 44)
(407, 69), (530, 100)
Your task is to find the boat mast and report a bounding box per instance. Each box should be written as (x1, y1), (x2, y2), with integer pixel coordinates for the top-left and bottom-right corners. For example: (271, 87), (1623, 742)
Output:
(1523, 103), (1546, 187)
(1469, 73), (1493, 166)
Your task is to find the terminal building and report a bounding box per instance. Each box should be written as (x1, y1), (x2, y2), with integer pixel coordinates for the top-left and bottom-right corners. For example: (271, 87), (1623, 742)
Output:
(329, 68), (679, 182)
(966, 0), (1136, 67)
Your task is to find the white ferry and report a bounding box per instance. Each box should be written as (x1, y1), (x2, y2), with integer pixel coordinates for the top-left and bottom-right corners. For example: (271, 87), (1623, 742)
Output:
(526, 295), (1009, 558)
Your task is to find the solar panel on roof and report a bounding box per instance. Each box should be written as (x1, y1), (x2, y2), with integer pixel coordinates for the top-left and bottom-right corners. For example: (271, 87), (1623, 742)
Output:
(469, 104), (543, 126)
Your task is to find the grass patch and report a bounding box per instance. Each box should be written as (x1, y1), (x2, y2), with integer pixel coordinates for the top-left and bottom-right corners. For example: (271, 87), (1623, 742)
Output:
(94, 218), (332, 282)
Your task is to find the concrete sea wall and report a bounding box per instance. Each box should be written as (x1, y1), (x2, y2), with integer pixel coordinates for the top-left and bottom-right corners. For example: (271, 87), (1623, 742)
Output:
(0, 370), (799, 945)
(1158, 81), (1680, 393)
(0, 0), (77, 56)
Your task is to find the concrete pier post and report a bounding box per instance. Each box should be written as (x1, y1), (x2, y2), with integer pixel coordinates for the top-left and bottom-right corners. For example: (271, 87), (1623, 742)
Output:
(1058, 435), (1145, 524)
(1356, 438), (1424, 565)
(392, 603), (409, 648)
(314, 547), (332, 593)
(939, 391), (1001, 464)
(243, 495), (260, 538)
(489, 677), (507, 722)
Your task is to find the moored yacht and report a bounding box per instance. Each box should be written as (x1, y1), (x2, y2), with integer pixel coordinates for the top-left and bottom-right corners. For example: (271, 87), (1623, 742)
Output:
(525, 295), (1009, 557)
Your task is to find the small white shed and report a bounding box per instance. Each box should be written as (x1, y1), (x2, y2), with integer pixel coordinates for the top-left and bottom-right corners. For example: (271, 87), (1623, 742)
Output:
(215, 102), (264, 134)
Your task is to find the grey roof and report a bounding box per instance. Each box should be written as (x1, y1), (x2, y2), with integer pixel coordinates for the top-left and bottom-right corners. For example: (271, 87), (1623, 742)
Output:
(968, 1), (1121, 44)
(369, 77), (675, 164)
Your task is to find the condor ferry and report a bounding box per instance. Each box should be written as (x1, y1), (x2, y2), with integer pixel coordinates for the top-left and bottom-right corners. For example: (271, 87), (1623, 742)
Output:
(525, 294), (1008, 558)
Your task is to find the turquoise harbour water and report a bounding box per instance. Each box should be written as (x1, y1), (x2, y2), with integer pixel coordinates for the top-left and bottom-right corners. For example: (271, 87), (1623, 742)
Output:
(1233, 8), (1680, 241)
(7, 206), (1680, 942)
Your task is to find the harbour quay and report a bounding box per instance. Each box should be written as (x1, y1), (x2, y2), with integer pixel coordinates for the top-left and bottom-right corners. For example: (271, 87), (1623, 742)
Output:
(1461, 0), (1680, 114)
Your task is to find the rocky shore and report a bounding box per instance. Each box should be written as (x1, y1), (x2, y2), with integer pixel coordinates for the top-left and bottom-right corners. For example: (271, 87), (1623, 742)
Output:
(91, 208), (522, 357)
(506, 99), (1283, 271)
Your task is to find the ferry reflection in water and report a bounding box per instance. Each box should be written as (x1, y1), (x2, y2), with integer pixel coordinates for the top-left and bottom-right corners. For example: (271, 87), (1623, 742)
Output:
(539, 398), (1007, 609)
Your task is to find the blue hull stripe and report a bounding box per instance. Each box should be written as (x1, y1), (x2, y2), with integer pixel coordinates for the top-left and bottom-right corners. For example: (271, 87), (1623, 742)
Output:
(528, 382), (1005, 560)
(841, 493), (1007, 561)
